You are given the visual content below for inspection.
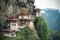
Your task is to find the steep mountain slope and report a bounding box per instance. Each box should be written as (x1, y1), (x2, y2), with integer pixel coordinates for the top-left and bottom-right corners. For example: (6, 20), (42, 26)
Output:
(41, 8), (60, 31)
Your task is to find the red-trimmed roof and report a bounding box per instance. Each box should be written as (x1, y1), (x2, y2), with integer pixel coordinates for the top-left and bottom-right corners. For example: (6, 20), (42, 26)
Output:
(4, 29), (16, 32)
(6, 18), (19, 21)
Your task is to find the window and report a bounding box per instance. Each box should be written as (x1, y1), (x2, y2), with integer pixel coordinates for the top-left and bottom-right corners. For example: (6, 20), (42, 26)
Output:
(20, 20), (26, 25)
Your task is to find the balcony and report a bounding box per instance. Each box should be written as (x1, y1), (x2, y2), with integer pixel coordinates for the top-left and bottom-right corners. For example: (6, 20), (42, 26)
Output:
(3, 33), (16, 37)
(19, 15), (35, 20)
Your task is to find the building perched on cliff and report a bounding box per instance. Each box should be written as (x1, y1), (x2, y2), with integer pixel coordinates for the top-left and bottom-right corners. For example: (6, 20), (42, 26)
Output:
(0, 0), (40, 38)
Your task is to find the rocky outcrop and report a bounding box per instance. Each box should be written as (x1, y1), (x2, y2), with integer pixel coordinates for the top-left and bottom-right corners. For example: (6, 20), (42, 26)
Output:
(0, 0), (35, 25)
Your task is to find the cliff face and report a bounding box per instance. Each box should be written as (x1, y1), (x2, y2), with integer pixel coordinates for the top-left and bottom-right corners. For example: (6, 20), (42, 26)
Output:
(0, 0), (35, 16)
(0, 0), (35, 25)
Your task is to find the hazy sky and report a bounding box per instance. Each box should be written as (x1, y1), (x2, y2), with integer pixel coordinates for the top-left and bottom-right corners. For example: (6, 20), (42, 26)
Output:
(34, 0), (60, 10)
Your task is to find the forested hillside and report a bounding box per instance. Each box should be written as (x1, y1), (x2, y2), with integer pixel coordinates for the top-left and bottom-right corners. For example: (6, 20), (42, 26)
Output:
(41, 8), (60, 40)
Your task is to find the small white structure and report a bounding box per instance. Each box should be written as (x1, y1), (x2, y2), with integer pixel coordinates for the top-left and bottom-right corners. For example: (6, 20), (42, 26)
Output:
(10, 23), (18, 31)
(3, 18), (19, 37)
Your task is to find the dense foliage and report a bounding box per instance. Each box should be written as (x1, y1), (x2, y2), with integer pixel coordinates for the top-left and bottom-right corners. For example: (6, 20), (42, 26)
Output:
(3, 27), (40, 40)
(34, 16), (48, 40)
(18, 27), (33, 40)
(16, 27), (40, 40)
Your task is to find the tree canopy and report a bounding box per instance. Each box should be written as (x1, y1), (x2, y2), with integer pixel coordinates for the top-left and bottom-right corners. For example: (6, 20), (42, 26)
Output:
(34, 16), (48, 40)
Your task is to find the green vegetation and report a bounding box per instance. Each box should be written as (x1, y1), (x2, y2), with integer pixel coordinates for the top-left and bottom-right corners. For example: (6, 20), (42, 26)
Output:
(3, 27), (39, 40)
(0, 36), (3, 40)
(15, 27), (39, 40)
(48, 30), (60, 40)
(3, 27), (33, 40)
(0, 16), (49, 40)
(34, 16), (48, 40)
(18, 27), (33, 40)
